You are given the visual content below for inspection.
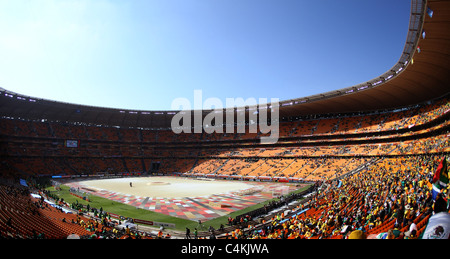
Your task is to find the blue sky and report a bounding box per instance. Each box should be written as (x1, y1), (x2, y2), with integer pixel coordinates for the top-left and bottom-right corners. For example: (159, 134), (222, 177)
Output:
(0, 0), (411, 111)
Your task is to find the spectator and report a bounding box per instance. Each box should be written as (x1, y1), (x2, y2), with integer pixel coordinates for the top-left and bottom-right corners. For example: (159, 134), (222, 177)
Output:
(185, 227), (191, 239)
(404, 219), (417, 238)
(422, 195), (450, 239)
(348, 230), (366, 239)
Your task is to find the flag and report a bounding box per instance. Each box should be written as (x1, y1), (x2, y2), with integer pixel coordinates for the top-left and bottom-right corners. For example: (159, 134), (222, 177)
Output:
(19, 179), (28, 187)
(432, 157), (449, 200)
(417, 46), (421, 53)
(433, 158), (448, 185)
(432, 184), (441, 201)
(427, 7), (434, 18)
(422, 30), (426, 39)
(422, 212), (450, 239)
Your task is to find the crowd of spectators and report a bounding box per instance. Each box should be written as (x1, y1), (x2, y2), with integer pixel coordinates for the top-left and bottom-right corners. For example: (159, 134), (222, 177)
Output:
(1, 154), (448, 239)
(224, 155), (449, 239)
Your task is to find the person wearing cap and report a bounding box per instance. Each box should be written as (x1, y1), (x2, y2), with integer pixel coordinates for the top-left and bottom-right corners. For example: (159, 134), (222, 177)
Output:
(391, 223), (401, 238)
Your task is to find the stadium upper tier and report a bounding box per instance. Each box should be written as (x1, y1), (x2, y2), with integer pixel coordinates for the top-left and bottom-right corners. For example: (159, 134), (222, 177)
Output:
(0, 0), (449, 129)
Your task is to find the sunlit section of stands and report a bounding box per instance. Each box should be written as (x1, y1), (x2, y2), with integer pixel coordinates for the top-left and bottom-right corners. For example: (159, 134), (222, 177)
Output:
(0, 97), (449, 182)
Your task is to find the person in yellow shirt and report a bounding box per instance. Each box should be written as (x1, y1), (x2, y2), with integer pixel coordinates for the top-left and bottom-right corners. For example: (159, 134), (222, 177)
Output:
(307, 230), (314, 239)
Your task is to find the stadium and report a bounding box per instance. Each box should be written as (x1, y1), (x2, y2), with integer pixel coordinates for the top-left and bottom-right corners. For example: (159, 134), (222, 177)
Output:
(0, 0), (449, 242)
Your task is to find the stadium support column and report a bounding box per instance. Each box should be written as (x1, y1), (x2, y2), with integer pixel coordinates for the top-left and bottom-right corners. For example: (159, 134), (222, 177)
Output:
(141, 158), (147, 176)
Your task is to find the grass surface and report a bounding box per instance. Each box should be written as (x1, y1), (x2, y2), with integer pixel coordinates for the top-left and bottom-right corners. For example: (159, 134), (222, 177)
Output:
(47, 183), (310, 232)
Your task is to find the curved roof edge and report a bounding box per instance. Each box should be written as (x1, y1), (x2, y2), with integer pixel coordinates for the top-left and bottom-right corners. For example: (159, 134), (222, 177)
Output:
(1, 0), (449, 129)
(280, 0), (425, 108)
(278, 0), (450, 116)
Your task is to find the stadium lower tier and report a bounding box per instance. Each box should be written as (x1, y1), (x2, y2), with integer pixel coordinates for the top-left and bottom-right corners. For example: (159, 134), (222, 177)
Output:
(0, 153), (448, 239)
(0, 182), (112, 239)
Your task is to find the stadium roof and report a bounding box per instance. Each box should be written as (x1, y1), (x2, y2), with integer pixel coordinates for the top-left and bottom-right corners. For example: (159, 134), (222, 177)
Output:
(0, 0), (449, 129)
